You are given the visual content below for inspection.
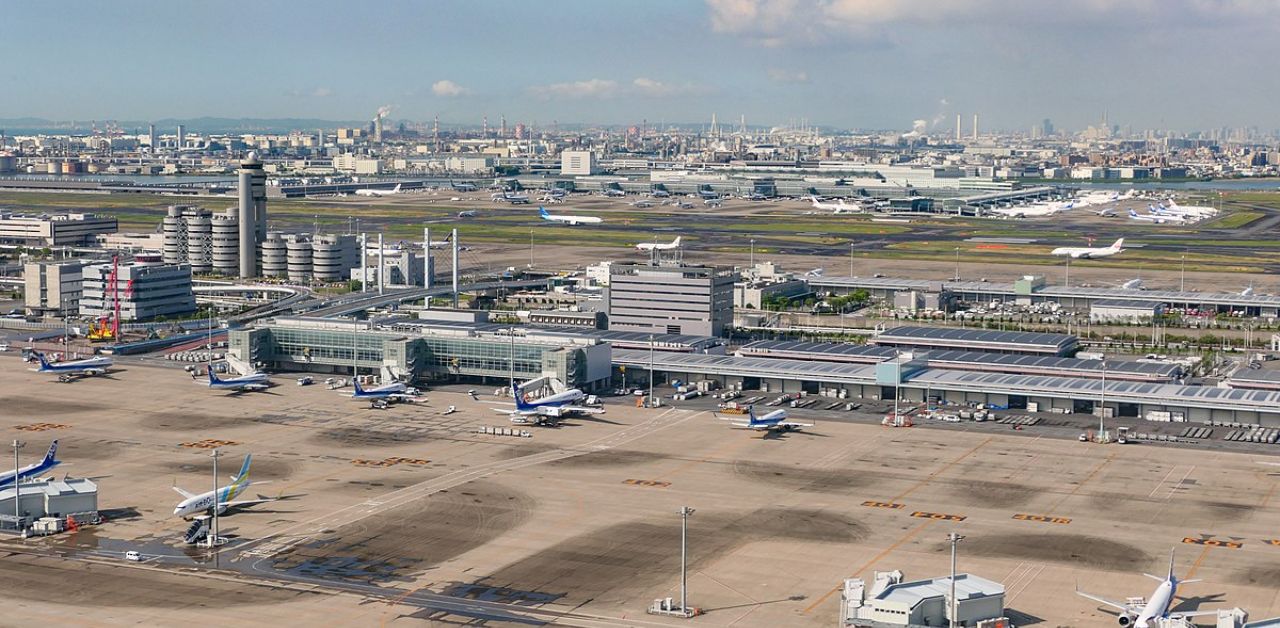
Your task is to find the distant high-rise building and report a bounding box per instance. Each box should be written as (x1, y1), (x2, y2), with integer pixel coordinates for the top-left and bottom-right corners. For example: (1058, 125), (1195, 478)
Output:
(148, 124), (157, 151)
(373, 114), (383, 143)
(175, 124), (185, 150)
(1042, 118), (1054, 136)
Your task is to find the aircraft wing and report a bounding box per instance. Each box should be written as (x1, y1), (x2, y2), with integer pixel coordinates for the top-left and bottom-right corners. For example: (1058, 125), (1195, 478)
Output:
(1257, 461), (1280, 467)
(778, 421), (814, 428)
(1075, 587), (1128, 611)
(562, 405), (604, 415)
(172, 486), (196, 499)
(1172, 610), (1224, 619)
(224, 495), (278, 508)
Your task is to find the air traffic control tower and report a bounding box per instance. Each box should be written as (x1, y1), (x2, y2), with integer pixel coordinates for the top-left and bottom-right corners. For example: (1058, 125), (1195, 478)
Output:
(237, 152), (268, 278)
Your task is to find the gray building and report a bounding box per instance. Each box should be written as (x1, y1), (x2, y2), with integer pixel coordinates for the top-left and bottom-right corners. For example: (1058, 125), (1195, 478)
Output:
(0, 479), (98, 529)
(237, 152), (268, 278)
(24, 260), (84, 316)
(607, 262), (737, 336)
(80, 256), (196, 321)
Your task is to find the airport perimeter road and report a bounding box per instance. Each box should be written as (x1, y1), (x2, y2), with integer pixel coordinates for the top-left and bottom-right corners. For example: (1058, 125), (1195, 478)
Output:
(235, 406), (701, 563)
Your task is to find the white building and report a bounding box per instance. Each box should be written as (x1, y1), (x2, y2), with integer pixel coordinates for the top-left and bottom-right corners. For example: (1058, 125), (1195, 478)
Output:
(561, 150), (598, 176)
(332, 154), (382, 174)
(24, 260), (84, 317)
(842, 572), (1006, 627)
(80, 256), (196, 321)
(0, 212), (118, 247)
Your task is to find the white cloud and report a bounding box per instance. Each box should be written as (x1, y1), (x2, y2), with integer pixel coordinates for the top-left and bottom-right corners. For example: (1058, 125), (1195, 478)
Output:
(288, 87), (333, 98)
(528, 78), (620, 99)
(431, 80), (471, 97)
(767, 68), (809, 84)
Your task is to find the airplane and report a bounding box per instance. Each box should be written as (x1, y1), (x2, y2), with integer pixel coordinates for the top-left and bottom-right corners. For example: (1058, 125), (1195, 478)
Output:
(354, 184), (402, 197)
(721, 406), (813, 434)
(0, 440), (60, 488)
(631, 199), (655, 208)
(651, 188), (671, 198)
(496, 381), (604, 425)
(1095, 208), (1117, 217)
(456, 210), (476, 218)
(172, 454), (277, 519)
(206, 367), (270, 392)
(805, 268), (825, 278)
(1128, 209), (1174, 224)
(32, 351), (112, 381)
(697, 187), (720, 199)
(346, 377), (418, 403)
(703, 198), (723, 207)
(538, 193), (564, 204)
(1076, 549), (1220, 627)
(1242, 283), (1255, 297)
(746, 192), (769, 201)
(1051, 238), (1125, 259)
(601, 187), (627, 197)
(676, 201), (695, 209)
(807, 196), (861, 214)
(539, 207), (602, 226)
(491, 190), (531, 204)
(636, 236), (681, 252)
(449, 180), (477, 192)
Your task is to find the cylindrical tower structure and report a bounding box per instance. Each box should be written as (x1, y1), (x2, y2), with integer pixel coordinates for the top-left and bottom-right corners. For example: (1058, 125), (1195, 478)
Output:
(286, 234), (313, 283)
(162, 206), (186, 265)
(211, 211), (240, 276)
(185, 211), (213, 274)
(312, 234), (358, 283)
(237, 151), (267, 278)
(260, 232), (288, 278)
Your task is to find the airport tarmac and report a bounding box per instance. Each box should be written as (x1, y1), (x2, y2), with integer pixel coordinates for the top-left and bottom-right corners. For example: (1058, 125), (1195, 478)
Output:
(1, 357), (1279, 626)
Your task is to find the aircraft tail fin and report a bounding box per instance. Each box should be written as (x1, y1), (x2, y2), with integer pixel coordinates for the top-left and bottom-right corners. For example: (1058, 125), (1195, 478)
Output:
(352, 376), (366, 396)
(208, 368), (221, 385)
(393, 184), (402, 193)
(1112, 238), (1124, 250)
(35, 352), (50, 370)
(232, 454), (252, 485)
(747, 405), (757, 424)
(512, 382), (533, 411)
(42, 440), (58, 466)
(672, 236), (681, 247)
(539, 207), (550, 218)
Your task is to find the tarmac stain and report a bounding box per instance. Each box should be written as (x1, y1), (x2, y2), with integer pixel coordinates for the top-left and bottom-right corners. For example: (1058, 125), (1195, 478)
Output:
(957, 533), (1149, 571)
(732, 460), (879, 493)
(477, 508), (866, 605)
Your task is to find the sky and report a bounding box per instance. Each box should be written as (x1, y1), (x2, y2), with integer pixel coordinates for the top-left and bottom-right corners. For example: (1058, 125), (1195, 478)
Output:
(3, 0), (1279, 132)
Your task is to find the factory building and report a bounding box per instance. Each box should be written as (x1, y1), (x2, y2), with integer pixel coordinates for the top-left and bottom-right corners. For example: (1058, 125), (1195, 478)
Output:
(606, 262), (737, 337)
(0, 212), (118, 247)
(80, 256), (196, 321)
(23, 260), (84, 317)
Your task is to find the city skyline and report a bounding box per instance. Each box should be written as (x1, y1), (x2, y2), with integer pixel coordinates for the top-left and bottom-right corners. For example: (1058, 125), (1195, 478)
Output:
(5, 0), (1280, 131)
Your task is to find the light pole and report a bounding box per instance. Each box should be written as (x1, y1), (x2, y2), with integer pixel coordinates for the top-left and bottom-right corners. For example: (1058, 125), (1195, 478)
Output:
(680, 506), (696, 614)
(953, 246), (960, 281)
(849, 242), (855, 277)
(947, 532), (965, 628)
(11, 440), (23, 528)
(648, 334), (655, 408)
(1064, 257), (1070, 288)
(749, 238), (755, 267)
(208, 449), (220, 549)
(529, 229), (534, 268)
(1180, 253), (1186, 292)
(1098, 362), (1107, 442)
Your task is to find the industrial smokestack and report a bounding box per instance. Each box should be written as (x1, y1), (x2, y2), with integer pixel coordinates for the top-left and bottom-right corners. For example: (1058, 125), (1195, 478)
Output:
(451, 228), (459, 307)
(955, 114), (962, 142)
(359, 233), (367, 293)
(972, 114), (979, 141)
(423, 227), (432, 290)
(377, 233), (385, 295)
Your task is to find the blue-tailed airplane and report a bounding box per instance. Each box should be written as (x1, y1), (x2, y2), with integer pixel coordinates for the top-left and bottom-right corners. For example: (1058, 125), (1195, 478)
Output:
(1077, 549), (1220, 627)
(495, 382), (603, 425)
(172, 454), (276, 519)
(721, 406), (813, 434)
(32, 352), (112, 381)
(345, 377), (417, 403)
(206, 368), (270, 392)
(0, 440), (60, 488)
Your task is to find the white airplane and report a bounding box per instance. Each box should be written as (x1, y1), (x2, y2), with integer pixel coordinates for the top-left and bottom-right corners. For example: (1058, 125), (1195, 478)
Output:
(1128, 208), (1177, 224)
(491, 190), (531, 204)
(355, 184), (402, 197)
(539, 207), (602, 226)
(807, 196), (861, 214)
(0, 440), (60, 488)
(630, 199), (655, 208)
(805, 268), (825, 278)
(449, 180), (477, 192)
(651, 188), (671, 198)
(172, 454), (276, 519)
(703, 198), (723, 207)
(345, 378), (418, 403)
(32, 352), (113, 380)
(1051, 238), (1125, 259)
(457, 210), (477, 218)
(1076, 549), (1220, 627)
(206, 367), (270, 392)
(721, 406), (813, 434)
(602, 188), (626, 197)
(636, 236), (681, 252)
(496, 382), (604, 425)
(1162, 199), (1217, 218)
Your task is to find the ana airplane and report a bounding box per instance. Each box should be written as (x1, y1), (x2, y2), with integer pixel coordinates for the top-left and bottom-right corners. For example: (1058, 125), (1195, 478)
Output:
(33, 352), (112, 380)
(346, 377), (417, 402)
(722, 406), (813, 434)
(1128, 209), (1175, 224)
(1051, 238), (1125, 259)
(491, 190), (531, 204)
(172, 454), (276, 519)
(1076, 549), (1220, 627)
(206, 367), (270, 392)
(601, 187), (627, 197)
(0, 440), (59, 488)
(355, 184), (402, 197)
(497, 382), (604, 425)
(636, 236), (681, 252)
(539, 207), (602, 226)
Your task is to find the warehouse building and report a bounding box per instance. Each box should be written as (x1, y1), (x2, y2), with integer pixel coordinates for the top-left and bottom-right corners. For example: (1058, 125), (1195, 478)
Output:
(1090, 299), (1165, 323)
(0, 211), (118, 247)
(872, 326), (1078, 357)
(842, 573), (1006, 627)
(0, 478), (98, 530)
